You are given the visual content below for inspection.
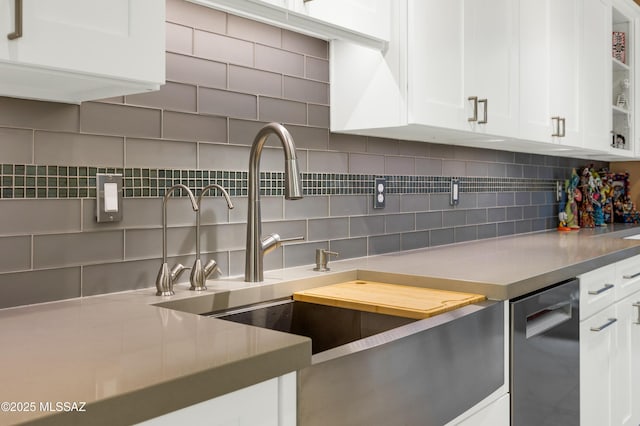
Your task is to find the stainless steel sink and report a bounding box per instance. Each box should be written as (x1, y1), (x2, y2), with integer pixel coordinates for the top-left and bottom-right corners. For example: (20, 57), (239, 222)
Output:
(211, 299), (416, 354)
(207, 297), (505, 426)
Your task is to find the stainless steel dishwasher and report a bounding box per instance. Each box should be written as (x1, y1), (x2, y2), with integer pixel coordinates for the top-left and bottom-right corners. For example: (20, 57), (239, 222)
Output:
(511, 278), (580, 426)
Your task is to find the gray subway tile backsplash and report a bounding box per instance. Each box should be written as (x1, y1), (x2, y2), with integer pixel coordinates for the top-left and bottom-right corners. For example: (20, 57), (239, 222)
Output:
(33, 231), (124, 268)
(350, 215), (385, 237)
(0, 267), (81, 309)
(255, 44), (305, 77)
(258, 97), (308, 125)
(0, 127), (33, 164)
(81, 102), (161, 138)
(369, 233), (401, 255)
(34, 132), (124, 168)
(283, 76), (329, 104)
(400, 230), (430, 251)
(194, 30), (254, 67)
(163, 111), (227, 143)
(0, 0), (589, 308)
(227, 14), (281, 47)
(166, 52), (227, 88)
(329, 237), (367, 260)
(126, 81), (198, 113)
(199, 87), (257, 120)
(308, 217), (349, 241)
(0, 236), (31, 273)
(0, 97), (79, 132)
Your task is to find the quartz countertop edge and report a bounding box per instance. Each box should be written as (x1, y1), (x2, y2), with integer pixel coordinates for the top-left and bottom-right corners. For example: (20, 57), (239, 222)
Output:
(3, 226), (640, 426)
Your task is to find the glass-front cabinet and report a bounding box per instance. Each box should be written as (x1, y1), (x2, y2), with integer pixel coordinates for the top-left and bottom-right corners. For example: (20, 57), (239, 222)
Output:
(610, 1), (637, 157)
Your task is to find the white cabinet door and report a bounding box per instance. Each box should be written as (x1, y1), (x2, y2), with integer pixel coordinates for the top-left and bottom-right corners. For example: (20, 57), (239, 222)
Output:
(0, 0), (164, 103)
(407, 0), (466, 131)
(455, 394), (510, 426)
(520, 0), (581, 147)
(463, 0), (518, 138)
(139, 373), (296, 426)
(408, 0), (517, 137)
(580, 305), (617, 426)
(583, 0), (613, 151)
(613, 293), (640, 426)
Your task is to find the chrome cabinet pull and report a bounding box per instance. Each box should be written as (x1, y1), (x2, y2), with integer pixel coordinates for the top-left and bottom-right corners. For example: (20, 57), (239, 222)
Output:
(551, 116), (561, 137)
(590, 318), (617, 332)
(559, 118), (566, 137)
(588, 283), (614, 295)
(7, 0), (23, 40)
(478, 98), (488, 124)
(623, 271), (640, 279)
(468, 96), (478, 122)
(633, 302), (640, 325)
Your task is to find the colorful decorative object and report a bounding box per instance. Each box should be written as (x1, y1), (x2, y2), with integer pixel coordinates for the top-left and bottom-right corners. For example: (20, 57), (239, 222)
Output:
(559, 166), (640, 230)
(613, 31), (626, 63)
(557, 180), (571, 231)
(564, 168), (580, 230)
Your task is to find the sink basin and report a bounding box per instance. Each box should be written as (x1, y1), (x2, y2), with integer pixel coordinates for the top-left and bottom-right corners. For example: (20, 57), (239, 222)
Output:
(207, 297), (505, 426)
(211, 299), (415, 355)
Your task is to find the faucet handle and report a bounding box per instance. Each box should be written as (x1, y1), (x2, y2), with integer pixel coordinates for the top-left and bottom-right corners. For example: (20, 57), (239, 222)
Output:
(170, 264), (190, 282)
(313, 248), (339, 272)
(261, 234), (305, 255)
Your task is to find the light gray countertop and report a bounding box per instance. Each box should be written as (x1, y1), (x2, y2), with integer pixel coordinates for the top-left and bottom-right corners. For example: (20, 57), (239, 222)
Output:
(2, 225), (640, 425)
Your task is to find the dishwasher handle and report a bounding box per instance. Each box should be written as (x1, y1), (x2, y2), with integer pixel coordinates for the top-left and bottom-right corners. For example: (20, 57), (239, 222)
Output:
(525, 301), (573, 339)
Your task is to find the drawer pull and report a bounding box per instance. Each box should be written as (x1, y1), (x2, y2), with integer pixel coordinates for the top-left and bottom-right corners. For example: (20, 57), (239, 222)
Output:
(633, 302), (640, 325)
(590, 318), (617, 332)
(7, 0), (22, 40)
(623, 271), (640, 279)
(468, 96), (478, 122)
(478, 98), (488, 124)
(588, 283), (614, 295)
(551, 116), (561, 137)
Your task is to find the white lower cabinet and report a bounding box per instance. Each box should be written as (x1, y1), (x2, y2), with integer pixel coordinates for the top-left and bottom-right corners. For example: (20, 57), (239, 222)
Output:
(613, 291), (640, 426)
(579, 255), (640, 426)
(455, 394), (510, 426)
(138, 372), (296, 426)
(580, 305), (617, 426)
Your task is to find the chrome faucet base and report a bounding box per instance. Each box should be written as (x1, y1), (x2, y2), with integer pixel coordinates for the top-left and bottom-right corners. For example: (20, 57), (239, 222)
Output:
(189, 258), (208, 291)
(155, 262), (175, 296)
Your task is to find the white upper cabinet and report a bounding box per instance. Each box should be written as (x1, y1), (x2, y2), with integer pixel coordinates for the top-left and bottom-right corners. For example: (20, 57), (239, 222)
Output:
(407, 0), (518, 137)
(463, 0), (519, 138)
(290, 0), (390, 43)
(519, 0), (581, 147)
(0, 0), (165, 104)
(187, 0), (390, 50)
(583, 0), (613, 153)
(332, 0), (519, 146)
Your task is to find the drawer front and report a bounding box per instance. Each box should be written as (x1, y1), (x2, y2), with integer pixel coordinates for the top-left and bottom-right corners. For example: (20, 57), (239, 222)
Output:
(615, 254), (640, 302)
(579, 264), (617, 320)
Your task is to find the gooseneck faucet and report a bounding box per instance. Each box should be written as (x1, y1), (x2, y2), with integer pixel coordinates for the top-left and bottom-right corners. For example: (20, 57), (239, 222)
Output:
(155, 184), (199, 296)
(190, 184), (234, 291)
(245, 123), (304, 282)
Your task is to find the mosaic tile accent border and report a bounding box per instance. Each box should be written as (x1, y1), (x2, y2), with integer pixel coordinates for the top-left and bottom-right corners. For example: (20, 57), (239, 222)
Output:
(0, 164), (557, 199)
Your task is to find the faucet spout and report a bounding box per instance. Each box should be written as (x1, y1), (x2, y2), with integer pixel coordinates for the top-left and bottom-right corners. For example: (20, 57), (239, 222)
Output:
(155, 184), (198, 296)
(190, 183), (234, 291)
(245, 123), (303, 282)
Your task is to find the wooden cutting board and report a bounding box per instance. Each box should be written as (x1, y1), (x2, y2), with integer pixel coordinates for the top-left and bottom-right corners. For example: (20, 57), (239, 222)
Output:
(293, 280), (486, 319)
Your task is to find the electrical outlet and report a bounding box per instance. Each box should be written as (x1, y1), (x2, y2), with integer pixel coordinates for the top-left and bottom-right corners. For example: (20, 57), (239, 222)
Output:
(556, 180), (563, 202)
(450, 178), (459, 206)
(374, 177), (386, 209)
